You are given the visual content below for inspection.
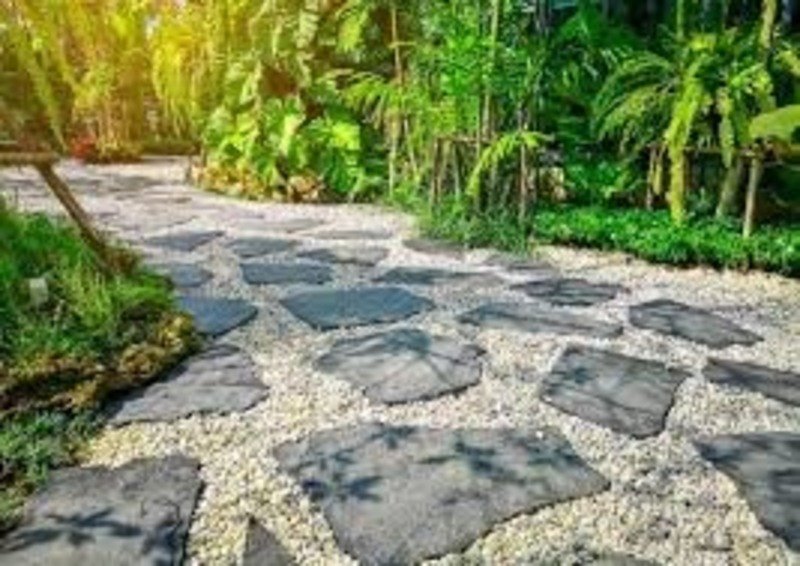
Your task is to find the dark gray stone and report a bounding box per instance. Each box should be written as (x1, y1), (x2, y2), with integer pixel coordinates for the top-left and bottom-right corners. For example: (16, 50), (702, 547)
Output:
(242, 518), (295, 566)
(280, 287), (434, 330)
(264, 218), (325, 233)
(695, 432), (800, 551)
(315, 329), (485, 404)
(151, 262), (213, 288)
(704, 358), (800, 406)
(275, 424), (609, 565)
(110, 345), (267, 424)
(459, 302), (623, 339)
(375, 267), (497, 287)
(513, 278), (626, 306)
(540, 346), (690, 438)
(311, 230), (393, 241)
(241, 263), (333, 286)
(228, 237), (298, 258)
(144, 230), (224, 252)
(484, 253), (556, 276)
(0, 456), (202, 566)
(298, 247), (389, 267)
(404, 238), (465, 258)
(179, 296), (257, 337)
(629, 300), (761, 349)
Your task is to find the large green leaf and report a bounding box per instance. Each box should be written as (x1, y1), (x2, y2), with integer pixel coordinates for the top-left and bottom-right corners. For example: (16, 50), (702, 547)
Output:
(750, 105), (800, 143)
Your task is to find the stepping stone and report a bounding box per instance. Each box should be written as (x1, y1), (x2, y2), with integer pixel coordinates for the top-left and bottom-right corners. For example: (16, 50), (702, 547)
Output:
(310, 229), (393, 241)
(144, 230), (224, 252)
(315, 329), (485, 404)
(0, 456), (202, 565)
(459, 302), (623, 339)
(695, 432), (800, 551)
(404, 238), (465, 258)
(179, 296), (257, 337)
(629, 300), (761, 349)
(258, 218), (325, 233)
(228, 237), (298, 258)
(704, 358), (800, 406)
(150, 262), (213, 288)
(242, 518), (295, 566)
(540, 346), (690, 438)
(281, 287), (433, 330)
(109, 345), (267, 424)
(484, 253), (555, 275)
(298, 247), (389, 266)
(513, 278), (626, 307)
(375, 267), (497, 287)
(241, 263), (333, 286)
(275, 424), (609, 564)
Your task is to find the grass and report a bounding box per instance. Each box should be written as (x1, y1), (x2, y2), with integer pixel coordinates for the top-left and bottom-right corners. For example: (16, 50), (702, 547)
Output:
(0, 199), (197, 530)
(416, 199), (800, 277)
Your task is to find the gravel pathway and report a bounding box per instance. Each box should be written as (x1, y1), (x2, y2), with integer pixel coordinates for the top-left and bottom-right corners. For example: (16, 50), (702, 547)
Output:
(2, 159), (799, 566)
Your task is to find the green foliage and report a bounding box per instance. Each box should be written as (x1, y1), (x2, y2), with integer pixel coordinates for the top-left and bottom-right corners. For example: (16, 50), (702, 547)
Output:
(0, 202), (196, 413)
(750, 104), (800, 142)
(0, 410), (97, 531)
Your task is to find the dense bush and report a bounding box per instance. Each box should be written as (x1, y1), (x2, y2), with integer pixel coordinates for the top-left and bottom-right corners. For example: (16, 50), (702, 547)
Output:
(419, 199), (800, 276)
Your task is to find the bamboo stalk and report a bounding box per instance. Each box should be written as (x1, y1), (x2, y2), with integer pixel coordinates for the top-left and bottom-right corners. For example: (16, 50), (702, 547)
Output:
(743, 155), (764, 238)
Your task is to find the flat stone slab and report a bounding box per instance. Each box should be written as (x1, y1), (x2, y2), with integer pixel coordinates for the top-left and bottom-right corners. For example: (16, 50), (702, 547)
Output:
(540, 346), (690, 438)
(404, 238), (465, 258)
(459, 302), (623, 339)
(375, 267), (497, 287)
(275, 424), (609, 564)
(150, 262), (213, 288)
(704, 358), (800, 406)
(179, 296), (257, 337)
(0, 456), (202, 565)
(629, 300), (761, 349)
(110, 345), (267, 424)
(144, 230), (224, 252)
(695, 432), (800, 551)
(298, 247), (389, 266)
(228, 237), (298, 258)
(484, 253), (556, 275)
(315, 329), (485, 404)
(242, 518), (295, 566)
(266, 218), (326, 233)
(280, 287), (434, 330)
(310, 229), (393, 241)
(513, 278), (626, 306)
(241, 263), (333, 286)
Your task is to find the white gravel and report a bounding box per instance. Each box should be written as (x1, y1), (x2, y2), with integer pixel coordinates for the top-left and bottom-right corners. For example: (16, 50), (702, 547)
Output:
(2, 159), (799, 565)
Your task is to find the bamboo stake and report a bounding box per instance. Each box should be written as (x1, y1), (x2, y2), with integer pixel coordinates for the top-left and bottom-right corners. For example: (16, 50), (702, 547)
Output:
(743, 154), (764, 238)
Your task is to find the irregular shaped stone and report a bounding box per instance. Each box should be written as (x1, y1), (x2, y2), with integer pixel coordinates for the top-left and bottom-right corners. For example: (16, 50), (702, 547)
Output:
(275, 424), (609, 565)
(459, 302), (622, 339)
(375, 267), (497, 287)
(242, 518), (295, 566)
(298, 247), (389, 267)
(404, 238), (465, 259)
(266, 218), (326, 233)
(179, 296), (257, 337)
(629, 300), (761, 349)
(144, 230), (223, 252)
(109, 345), (267, 424)
(311, 229), (393, 241)
(0, 456), (202, 565)
(484, 253), (556, 275)
(228, 237), (298, 258)
(540, 346), (689, 438)
(315, 329), (485, 404)
(695, 432), (800, 551)
(704, 358), (800, 406)
(281, 287), (434, 330)
(150, 262), (213, 288)
(513, 278), (626, 306)
(241, 263), (333, 286)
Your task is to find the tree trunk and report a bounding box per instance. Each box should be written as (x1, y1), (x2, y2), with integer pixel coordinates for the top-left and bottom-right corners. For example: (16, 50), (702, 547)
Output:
(716, 157), (744, 218)
(743, 155), (764, 238)
(35, 162), (114, 271)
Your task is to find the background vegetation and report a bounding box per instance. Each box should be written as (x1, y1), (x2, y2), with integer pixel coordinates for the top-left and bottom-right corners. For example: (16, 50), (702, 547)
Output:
(2, 1), (799, 270)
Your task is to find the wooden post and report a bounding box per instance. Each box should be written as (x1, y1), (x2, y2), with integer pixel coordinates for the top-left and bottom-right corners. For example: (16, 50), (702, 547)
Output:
(743, 154), (764, 238)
